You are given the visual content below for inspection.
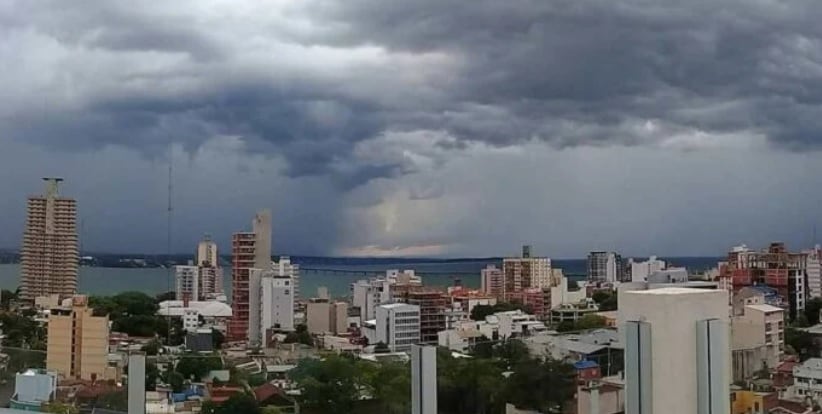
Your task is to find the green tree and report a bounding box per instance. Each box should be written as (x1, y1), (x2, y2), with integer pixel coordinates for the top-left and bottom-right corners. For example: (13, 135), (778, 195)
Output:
(142, 339), (161, 356)
(1, 289), (17, 310)
(177, 353), (223, 381)
(362, 361), (411, 414)
(95, 389), (128, 412)
(806, 297), (822, 326)
(248, 373), (268, 387)
(469, 336), (495, 359)
(591, 290), (617, 311)
(470, 305), (496, 321)
(42, 402), (79, 414)
(575, 314), (608, 331)
(145, 361), (159, 391)
(291, 355), (364, 413)
(438, 350), (505, 414)
(212, 329), (226, 349)
(495, 339), (531, 368)
(165, 370), (186, 393)
(786, 327), (821, 359)
(555, 320), (576, 332)
(794, 313), (811, 328)
(0, 312), (46, 350)
(505, 357), (576, 414)
(156, 291), (176, 302)
(202, 393), (261, 414)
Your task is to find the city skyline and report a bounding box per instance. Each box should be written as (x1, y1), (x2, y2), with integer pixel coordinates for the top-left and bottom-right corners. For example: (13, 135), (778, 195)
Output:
(4, 1), (822, 258)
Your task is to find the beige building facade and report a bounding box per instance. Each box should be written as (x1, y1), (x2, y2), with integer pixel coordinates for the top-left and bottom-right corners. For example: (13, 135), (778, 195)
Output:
(20, 178), (78, 301)
(306, 299), (348, 335)
(47, 296), (109, 380)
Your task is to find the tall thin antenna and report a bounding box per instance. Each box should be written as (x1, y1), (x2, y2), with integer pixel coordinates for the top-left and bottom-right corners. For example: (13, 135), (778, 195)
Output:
(814, 223), (818, 247)
(166, 138), (174, 354)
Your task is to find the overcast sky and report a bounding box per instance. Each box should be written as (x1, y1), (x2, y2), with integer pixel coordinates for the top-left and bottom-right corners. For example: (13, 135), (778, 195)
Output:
(2, 0), (822, 258)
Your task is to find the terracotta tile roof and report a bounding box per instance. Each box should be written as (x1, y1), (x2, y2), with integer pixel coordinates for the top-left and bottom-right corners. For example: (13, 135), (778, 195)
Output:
(253, 383), (281, 402)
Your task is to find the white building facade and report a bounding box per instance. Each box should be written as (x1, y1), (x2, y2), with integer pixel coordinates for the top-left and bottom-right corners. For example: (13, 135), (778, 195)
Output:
(376, 303), (421, 352)
(352, 278), (392, 322)
(248, 257), (299, 345)
(620, 287), (730, 414)
(630, 256), (666, 282)
(790, 358), (822, 401)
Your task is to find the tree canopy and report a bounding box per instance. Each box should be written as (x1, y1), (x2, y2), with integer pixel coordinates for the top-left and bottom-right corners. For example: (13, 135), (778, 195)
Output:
(202, 393), (261, 414)
(290, 339), (576, 414)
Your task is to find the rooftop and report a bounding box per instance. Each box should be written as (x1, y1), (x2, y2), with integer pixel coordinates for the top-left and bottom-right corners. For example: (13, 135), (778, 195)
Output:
(379, 303), (418, 309)
(158, 300), (232, 317)
(573, 360), (599, 370)
(745, 304), (784, 313)
(630, 287), (722, 295)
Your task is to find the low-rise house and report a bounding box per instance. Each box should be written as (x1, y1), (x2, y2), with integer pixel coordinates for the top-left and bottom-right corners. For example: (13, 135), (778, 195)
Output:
(731, 390), (778, 414)
(784, 358), (822, 402)
(10, 369), (57, 411)
(574, 360), (601, 384)
(549, 300), (599, 325)
(577, 375), (624, 414)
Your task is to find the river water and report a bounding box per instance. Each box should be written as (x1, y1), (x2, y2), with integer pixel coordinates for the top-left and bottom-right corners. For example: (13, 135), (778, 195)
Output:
(0, 256), (719, 299)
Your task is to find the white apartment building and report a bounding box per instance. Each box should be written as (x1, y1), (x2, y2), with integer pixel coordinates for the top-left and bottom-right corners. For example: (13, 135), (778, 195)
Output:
(588, 251), (623, 284)
(352, 278), (392, 322)
(621, 287), (730, 414)
(386, 269), (421, 285)
(790, 358), (822, 401)
(175, 265), (199, 301)
(630, 256), (666, 282)
(376, 303), (421, 352)
(248, 257), (298, 345)
(806, 246), (822, 299)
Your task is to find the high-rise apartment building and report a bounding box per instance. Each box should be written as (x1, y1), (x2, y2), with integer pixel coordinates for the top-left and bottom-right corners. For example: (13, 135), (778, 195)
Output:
(587, 251), (624, 284)
(176, 236), (225, 302)
(46, 296), (109, 380)
(196, 235), (219, 267)
(480, 265), (505, 299)
(248, 257), (298, 345)
(406, 290), (447, 345)
(376, 303), (421, 352)
(20, 178), (78, 301)
(621, 287), (730, 414)
(719, 243), (807, 321)
(502, 246), (552, 294)
(805, 246), (822, 299)
(228, 210), (272, 341)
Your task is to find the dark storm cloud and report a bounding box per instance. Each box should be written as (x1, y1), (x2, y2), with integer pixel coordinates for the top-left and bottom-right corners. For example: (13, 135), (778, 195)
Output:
(4, 0), (822, 256)
(6, 0), (822, 186)
(299, 0), (822, 149)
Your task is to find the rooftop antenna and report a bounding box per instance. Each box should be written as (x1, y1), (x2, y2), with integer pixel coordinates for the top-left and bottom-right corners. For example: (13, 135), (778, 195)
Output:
(166, 137), (175, 360)
(42, 177), (63, 198)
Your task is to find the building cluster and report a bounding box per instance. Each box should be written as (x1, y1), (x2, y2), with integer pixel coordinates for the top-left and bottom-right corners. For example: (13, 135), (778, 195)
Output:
(17, 178), (822, 413)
